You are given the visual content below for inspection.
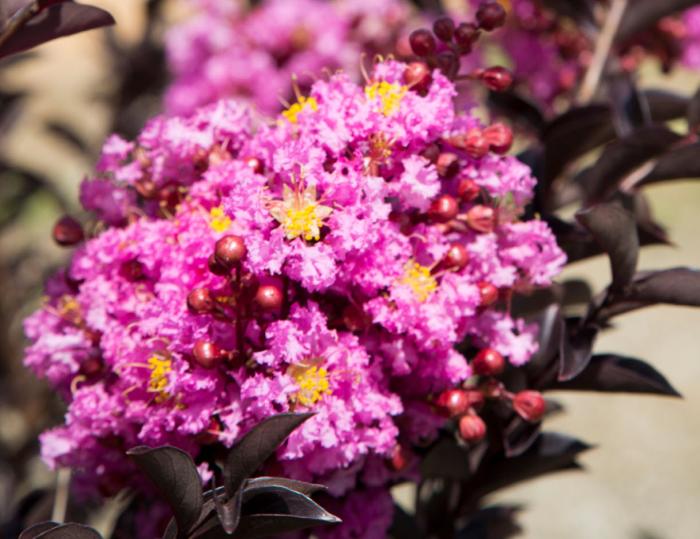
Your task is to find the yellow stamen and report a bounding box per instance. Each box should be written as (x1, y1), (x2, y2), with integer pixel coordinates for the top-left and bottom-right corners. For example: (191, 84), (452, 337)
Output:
(209, 206), (231, 233)
(147, 356), (172, 403)
(400, 261), (437, 302)
(282, 96), (318, 124)
(270, 184), (333, 242)
(289, 364), (331, 407)
(365, 81), (407, 116)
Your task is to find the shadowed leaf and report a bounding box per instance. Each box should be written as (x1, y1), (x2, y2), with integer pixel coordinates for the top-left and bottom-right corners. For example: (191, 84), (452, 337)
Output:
(127, 446), (203, 538)
(420, 438), (472, 480)
(576, 203), (639, 291)
(34, 524), (102, 538)
(246, 477), (326, 496)
(18, 522), (59, 539)
(645, 89), (690, 122)
(688, 87), (700, 132)
(608, 73), (650, 136)
(617, 0), (700, 43)
(547, 354), (681, 397)
(559, 321), (598, 381)
(488, 90), (545, 133)
(638, 142), (700, 186)
(390, 504), (425, 539)
(224, 413), (313, 499)
(457, 505), (523, 539)
(503, 416), (542, 457)
(0, 2), (115, 59)
(627, 267), (700, 306)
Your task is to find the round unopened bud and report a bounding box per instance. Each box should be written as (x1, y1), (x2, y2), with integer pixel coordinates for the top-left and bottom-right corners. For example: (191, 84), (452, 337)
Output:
(215, 235), (247, 268)
(409, 28), (437, 57)
(52, 216), (84, 246)
(193, 340), (225, 369)
(454, 22), (479, 50)
(457, 178), (480, 202)
(436, 152), (460, 178)
(429, 195), (459, 223)
(480, 66), (513, 92)
(513, 390), (546, 422)
(244, 156), (264, 174)
(404, 61), (432, 94)
(208, 254), (229, 276)
(436, 389), (470, 417)
(120, 259), (146, 282)
(477, 281), (499, 307)
(476, 2), (507, 31)
(472, 348), (505, 376)
(465, 204), (496, 233)
(458, 414), (487, 442)
(465, 130), (490, 159)
(433, 17), (455, 42)
(444, 242), (469, 270)
(255, 283), (284, 311)
(388, 443), (410, 472)
(484, 123), (513, 154)
(187, 288), (214, 313)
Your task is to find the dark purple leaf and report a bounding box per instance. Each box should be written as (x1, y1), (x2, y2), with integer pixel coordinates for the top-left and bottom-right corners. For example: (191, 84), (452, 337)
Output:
(559, 321), (598, 381)
(212, 480), (242, 535)
(503, 415), (542, 457)
(18, 522), (59, 539)
(626, 267), (700, 306)
(127, 445), (203, 538)
(639, 142), (700, 186)
(457, 505), (523, 539)
(34, 524), (102, 538)
(0, 2), (115, 59)
(547, 354), (681, 397)
(688, 87), (700, 132)
(577, 126), (682, 203)
(420, 438), (472, 480)
(617, 0), (700, 43)
(540, 0), (596, 25)
(232, 513), (341, 539)
(487, 90), (545, 133)
(246, 477), (326, 496)
(390, 504), (425, 539)
(645, 89), (691, 123)
(607, 73), (651, 136)
(224, 413), (313, 498)
(576, 203), (639, 291)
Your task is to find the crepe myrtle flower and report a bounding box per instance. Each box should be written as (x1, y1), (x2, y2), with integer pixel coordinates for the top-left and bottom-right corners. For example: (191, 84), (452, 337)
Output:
(25, 57), (564, 538)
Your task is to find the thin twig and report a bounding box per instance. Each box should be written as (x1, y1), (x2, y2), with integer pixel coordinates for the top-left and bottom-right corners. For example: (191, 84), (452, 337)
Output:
(89, 490), (135, 539)
(577, 0), (629, 104)
(51, 467), (72, 523)
(0, 1), (40, 50)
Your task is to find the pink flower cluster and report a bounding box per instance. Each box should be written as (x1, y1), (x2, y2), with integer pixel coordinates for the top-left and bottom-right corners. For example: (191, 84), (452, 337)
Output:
(166, 0), (411, 116)
(25, 59), (564, 537)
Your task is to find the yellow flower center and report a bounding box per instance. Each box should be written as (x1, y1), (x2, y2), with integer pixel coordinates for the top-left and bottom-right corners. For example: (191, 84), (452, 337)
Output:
(400, 261), (437, 302)
(270, 184), (333, 242)
(289, 364), (331, 407)
(365, 81), (407, 116)
(147, 356), (172, 403)
(282, 96), (318, 124)
(209, 206), (231, 233)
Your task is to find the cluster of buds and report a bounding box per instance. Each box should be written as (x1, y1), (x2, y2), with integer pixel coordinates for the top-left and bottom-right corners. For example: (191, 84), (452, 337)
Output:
(403, 1), (513, 93)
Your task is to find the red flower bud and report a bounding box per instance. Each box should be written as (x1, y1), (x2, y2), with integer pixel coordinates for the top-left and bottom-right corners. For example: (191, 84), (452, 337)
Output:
(404, 62), (432, 93)
(436, 389), (470, 417)
(388, 443), (411, 471)
(187, 288), (215, 314)
(457, 178), (480, 202)
(465, 130), (490, 159)
(120, 259), (146, 282)
(483, 123), (513, 154)
(244, 156), (265, 174)
(436, 152), (460, 178)
(215, 235), (247, 268)
(193, 340), (225, 369)
(409, 28), (437, 57)
(444, 242), (469, 270)
(477, 281), (499, 307)
(476, 2), (507, 31)
(466, 205), (496, 233)
(208, 254), (229, 276)
(454, 22), (479, 51)
(513, 390), (546, 422)
(429, 195), (459, 223)
(433, 17), (455, 42)
(458, 414), (487, 442)
(255, 283), (284, 311)
(472, 348), (505, 376)
(479, 66), (513, 92)
(52, 216), (84, 247)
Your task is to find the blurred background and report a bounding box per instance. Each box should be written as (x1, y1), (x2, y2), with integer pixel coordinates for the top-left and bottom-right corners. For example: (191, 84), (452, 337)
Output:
(1, 1), (699, 538)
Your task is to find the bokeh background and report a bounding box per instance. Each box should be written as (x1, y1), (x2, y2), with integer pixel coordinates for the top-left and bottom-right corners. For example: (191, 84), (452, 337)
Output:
(1, 2), (699, 537)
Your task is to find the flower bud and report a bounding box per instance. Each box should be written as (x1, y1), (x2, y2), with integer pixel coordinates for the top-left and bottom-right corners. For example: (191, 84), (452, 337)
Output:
(444, 242), (469, 270)
(52, 216), (84, 246)
(436, 152), (460, 178)
(409, 29), (437, 57)
(255, 283), (284, 311)
(187, 288), (214, 314)
(436, 389), (470, 417)
(477, 281), (499, 307)
(403, 61), (432, 93)
(465, 130), (490, 159)
(472, 348), (505, 376)
(479, 66), (513, 92)
(433, 17), (455, 42)
(465, 205), (496, 233)
(120, 259), (146, 282)
(513, 390), (546, 422)
(454, 23), (479, 51)
(457, 178), (480, 202)
(388, 443), (410, 471)
(476, 2), (507, 31)
(193, 340), (225, 369)
(429, 195), (459, 223)
(208, 254), (229, 276)
(244, 156), (264, 174)
(483, 123), (513, 154)
(458, 414), (486, 442)
(215, 235), (247, 268)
